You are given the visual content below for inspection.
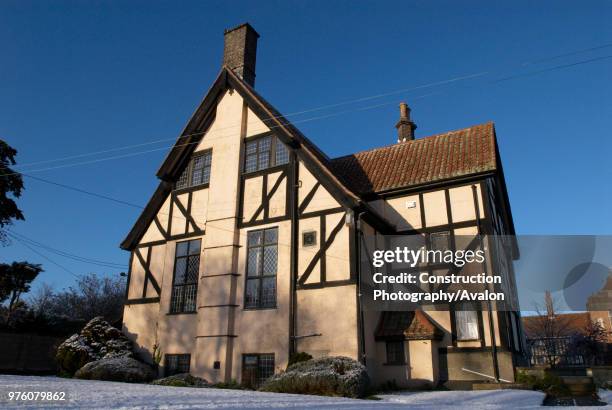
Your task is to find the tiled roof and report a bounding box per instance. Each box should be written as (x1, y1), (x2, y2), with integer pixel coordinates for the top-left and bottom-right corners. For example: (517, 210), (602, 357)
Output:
(522, 313), (591, 339)
(375, 311), (443, 341)
(330, 122), (498, 195)
(405, 310), (444, 340)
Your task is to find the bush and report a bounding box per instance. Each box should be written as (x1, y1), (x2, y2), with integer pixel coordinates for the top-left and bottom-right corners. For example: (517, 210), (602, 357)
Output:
(516, 371), (570, 396)
(75, 356), (156, 383)
(287, 352), (313, 368)
(151, 373), (210, 387)
(56, 316), (133, 375)
(213, 379), (244, 390)
(259, 356), (369, 398)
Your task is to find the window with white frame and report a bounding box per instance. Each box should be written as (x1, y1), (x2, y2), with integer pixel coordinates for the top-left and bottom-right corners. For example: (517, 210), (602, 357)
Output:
(455, 307), (479, 341)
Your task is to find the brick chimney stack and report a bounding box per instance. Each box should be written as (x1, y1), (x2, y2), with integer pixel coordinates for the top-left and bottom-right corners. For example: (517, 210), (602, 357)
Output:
(223, 23), (260, 87)
(396, 102), (417, 142)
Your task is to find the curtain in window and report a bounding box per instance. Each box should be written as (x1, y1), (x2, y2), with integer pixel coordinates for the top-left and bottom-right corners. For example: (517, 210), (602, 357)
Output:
(455, 310), (479, 340)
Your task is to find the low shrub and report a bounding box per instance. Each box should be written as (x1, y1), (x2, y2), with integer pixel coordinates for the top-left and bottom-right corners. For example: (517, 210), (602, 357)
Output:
(75, 356), (156, 383)
(259, 356), (369, 398)
(213, 379), (244, 390)
(287, 352), (313, 368)
(152, 373), (209, 387)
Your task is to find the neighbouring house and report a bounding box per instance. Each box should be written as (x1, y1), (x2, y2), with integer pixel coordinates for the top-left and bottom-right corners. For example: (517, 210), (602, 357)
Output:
(120, 23), (524, 389)
(523, 311), (612, 367)
(587, 272), (612, 312)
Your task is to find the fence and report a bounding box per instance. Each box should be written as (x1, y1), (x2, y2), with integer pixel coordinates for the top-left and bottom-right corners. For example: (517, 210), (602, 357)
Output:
(527, 336), (585, 366)
(0, 332), (64, 374)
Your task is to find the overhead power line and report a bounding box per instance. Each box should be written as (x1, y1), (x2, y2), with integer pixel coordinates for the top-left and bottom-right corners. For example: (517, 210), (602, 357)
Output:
(9, 232), (80, 278)
(3, 41), (611, 178)
(8, 230), (127, 269)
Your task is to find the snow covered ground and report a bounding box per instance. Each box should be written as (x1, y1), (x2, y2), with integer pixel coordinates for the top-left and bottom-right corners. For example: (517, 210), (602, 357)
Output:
(0, 374), (574, 409)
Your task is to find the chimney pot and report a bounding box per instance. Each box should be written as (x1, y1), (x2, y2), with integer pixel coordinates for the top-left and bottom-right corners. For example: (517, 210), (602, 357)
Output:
(223, 23), (260, 86)
(399, 102), (409, 119)
(396, 102), (417, 142)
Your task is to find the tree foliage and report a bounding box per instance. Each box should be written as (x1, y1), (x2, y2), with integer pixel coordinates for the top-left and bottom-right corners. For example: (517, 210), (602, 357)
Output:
(30, 273), (126, 324)
(572, 320), (609, 366)
(0, 261), (43, 323)
(0, 139), (25, 244)
(524, 291), (576, 367)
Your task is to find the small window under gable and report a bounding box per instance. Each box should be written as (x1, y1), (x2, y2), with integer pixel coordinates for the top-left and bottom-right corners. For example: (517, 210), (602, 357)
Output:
(244, 134), (289, 173)
(175, 150), (212, 190)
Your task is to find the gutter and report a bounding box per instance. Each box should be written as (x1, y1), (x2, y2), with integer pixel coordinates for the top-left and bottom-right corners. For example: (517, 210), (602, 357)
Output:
(356, 211), (367, 365)
(288, 150), (299, 358)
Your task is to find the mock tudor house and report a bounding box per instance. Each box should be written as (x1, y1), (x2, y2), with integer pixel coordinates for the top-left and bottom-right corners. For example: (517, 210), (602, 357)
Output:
(121, 23), (525, 389)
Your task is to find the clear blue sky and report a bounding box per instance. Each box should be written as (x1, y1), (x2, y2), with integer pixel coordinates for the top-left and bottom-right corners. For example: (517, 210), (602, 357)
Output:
(1, 1), (611, 291)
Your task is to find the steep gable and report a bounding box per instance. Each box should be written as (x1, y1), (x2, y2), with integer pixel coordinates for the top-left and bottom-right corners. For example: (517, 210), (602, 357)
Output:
(121, 67), (392, 250)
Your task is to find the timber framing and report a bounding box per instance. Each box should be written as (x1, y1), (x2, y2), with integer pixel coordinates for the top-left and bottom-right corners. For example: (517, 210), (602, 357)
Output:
(124, 246), (161, 305)
(134, 247), (160, 298)
(238, 164), (290, 227)
(171, 191), (203, 234)
(297, 211), (347, 286)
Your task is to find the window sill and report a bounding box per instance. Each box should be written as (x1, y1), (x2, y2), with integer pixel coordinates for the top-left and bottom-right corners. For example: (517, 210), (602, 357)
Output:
(173, 183), (209, 195)
(242, 164), (288, 178)
(243, 306), (278, 311)
(167, 311), (198, 315)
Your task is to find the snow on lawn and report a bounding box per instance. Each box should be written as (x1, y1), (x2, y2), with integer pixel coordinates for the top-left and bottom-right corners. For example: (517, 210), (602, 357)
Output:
(0, 375), (548, 409)
(597, 390), (612, 407)
(376, 390), (546, 408)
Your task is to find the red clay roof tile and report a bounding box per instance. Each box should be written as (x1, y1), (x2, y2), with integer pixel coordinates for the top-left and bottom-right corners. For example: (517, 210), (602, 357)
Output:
(330, 122), (497, 194)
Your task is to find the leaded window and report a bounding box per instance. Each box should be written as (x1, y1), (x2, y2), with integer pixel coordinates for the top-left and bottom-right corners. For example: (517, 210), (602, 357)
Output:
(244, 135), (289, 173)
(165, 354), (190, 376)
(170, 239), (200, 313)
(429, 231), (451, 252)
(175, 151), (212, 189)
(245, 228), (277, 309)
(242, 354), (275, 388)
(385, 341), (405, 364)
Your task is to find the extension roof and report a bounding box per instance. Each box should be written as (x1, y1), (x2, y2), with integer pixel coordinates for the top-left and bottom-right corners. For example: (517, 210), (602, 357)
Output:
(331, 123), (497, 195)
(375, 311), (444, 341)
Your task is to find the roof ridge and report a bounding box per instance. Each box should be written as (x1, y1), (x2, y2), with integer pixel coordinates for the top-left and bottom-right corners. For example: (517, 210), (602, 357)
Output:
(332, 121), (495, 161)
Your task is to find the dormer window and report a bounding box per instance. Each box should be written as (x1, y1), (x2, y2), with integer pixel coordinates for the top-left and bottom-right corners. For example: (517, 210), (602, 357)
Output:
(244, 135), (289, 173)
(175, 150), (212, 190)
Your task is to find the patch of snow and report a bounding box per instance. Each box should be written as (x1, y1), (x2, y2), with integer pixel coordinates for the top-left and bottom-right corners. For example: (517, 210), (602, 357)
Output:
(377, 390), (546, 409)
(0, 375), (548, 409)
(598, 389), (612, 404)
